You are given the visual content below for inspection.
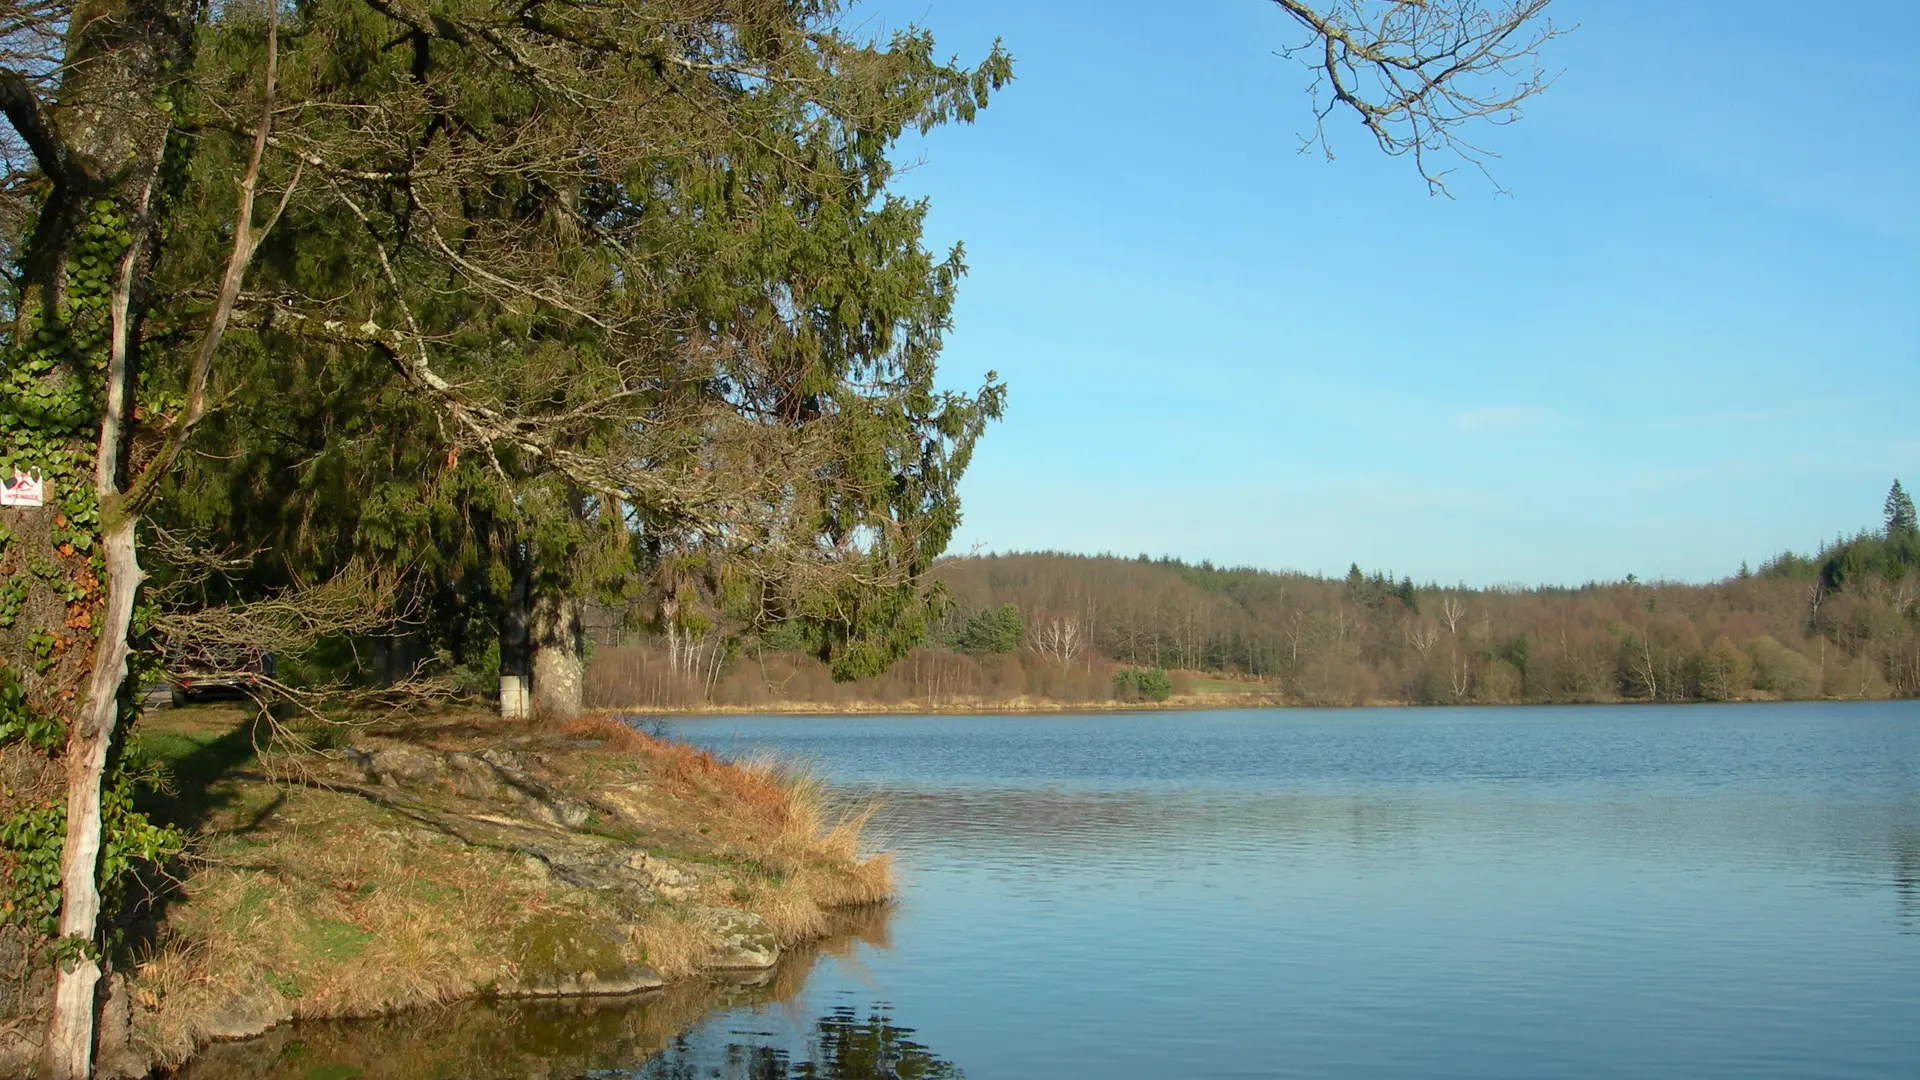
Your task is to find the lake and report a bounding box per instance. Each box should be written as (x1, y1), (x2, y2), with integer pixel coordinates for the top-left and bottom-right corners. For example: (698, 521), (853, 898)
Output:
(187, 702), (1920, 1078)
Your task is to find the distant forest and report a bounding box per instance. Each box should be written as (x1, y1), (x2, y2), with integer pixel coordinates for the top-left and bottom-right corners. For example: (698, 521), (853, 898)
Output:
(587, 482), (1920, 708)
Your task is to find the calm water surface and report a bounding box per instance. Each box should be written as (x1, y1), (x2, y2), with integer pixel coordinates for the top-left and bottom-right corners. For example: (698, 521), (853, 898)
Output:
(193, 703), (1920, 1078)
(662, 703), (1920, 1080)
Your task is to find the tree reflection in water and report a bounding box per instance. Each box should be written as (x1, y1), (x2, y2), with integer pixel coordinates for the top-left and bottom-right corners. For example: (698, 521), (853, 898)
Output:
(633, 1005), (962, 1080)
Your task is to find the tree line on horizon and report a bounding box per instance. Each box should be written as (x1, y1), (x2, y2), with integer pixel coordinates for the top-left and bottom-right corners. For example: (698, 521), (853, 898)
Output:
(588, 481), (1920, 707)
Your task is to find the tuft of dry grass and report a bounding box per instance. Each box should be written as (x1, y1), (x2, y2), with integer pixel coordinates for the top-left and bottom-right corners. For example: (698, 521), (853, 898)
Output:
(561, 716), (789, 822)
(626, 910), (715, 980)
(556, 714), (653, 752)
(560, 716), (896, 948)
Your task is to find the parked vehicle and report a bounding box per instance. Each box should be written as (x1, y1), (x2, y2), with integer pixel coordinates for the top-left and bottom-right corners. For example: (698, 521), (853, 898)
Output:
(168, 652), (277, 707)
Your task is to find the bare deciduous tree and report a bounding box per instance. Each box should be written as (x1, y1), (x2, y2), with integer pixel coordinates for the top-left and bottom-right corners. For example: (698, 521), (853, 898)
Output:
(1269, 0), (1568, 193)
(1405, 619), (1440, 657)
(1028, 613), (1087, 664)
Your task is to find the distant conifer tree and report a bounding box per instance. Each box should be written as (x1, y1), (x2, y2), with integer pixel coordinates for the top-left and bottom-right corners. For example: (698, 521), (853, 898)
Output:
(1886, 480), (1917, 538)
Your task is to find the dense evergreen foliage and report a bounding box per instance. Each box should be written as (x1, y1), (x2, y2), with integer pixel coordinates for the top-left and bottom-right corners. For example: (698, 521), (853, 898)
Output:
(950, 603), (1024, 656)
(1112, 667), (1173, 704)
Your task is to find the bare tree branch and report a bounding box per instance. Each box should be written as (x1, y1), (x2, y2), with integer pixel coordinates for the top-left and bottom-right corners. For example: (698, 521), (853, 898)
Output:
(150, 560), (410, 679)
(1270, 0), (1568, 194)
(127, 3), (297, 511)
(0, 64), (71, 182)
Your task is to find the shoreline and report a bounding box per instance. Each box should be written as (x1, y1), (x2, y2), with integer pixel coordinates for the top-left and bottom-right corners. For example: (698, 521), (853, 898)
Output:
(0, 708), (897, 1078)
(595, 694), (1284, 717)
(172, 917), (890, 1080)
(595, 692), (1892, 718)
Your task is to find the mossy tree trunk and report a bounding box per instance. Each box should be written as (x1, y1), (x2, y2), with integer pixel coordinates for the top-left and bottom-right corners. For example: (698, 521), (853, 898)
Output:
(529, 586), (584, 722)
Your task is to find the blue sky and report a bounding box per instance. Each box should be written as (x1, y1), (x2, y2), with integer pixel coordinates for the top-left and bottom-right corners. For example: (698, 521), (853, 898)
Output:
(858, 0), (1920, 586)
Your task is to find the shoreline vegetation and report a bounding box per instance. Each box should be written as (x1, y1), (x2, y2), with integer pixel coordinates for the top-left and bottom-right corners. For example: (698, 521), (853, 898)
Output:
(593, 688), (1880, 718)
(13, 707), (893, 1078)
(582, 518), (1920, 714)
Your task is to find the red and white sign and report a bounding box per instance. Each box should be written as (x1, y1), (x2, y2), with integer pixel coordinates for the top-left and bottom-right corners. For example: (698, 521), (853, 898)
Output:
(0, 468), (46, 508)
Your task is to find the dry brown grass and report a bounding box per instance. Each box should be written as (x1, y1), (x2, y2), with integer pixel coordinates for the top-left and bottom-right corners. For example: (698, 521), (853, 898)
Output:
(561, 716), (786, 812)
(625, 910), (714, 980)
(128, 707), (895, 1070)
(560, 717), (891, 868)
(560, 715), (895, 949)
(131, 784), (560, 1065)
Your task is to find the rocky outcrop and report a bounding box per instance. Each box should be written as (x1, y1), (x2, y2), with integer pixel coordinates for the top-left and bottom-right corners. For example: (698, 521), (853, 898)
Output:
(498, 914), (665, 997)
(192, 980), (292, 1043)
(697, 908), (781, 970)
(349, 744), (601, 830)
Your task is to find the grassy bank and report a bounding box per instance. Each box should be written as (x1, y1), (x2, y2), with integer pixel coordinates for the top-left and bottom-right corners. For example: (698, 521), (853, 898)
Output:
(116, 706), (891, 1074)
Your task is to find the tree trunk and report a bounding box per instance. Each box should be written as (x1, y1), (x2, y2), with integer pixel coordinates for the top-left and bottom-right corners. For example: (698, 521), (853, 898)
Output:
(498, 550), (532, 718)
(529, 586), (583, 721)
(501, 549), (531, 683)
(2, 2), (286, 1071)
(25, 9), (182, 1069)
(41, 523), (141, 1080)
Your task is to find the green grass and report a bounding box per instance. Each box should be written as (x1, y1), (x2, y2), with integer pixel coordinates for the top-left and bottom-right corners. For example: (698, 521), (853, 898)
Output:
(135, 729), (218, 769)
(130, 706), (267, 830)
(303, 917), (374, 964)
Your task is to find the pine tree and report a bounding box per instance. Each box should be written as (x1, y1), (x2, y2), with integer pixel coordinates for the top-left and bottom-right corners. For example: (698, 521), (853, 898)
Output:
(1885, 480), (1917, 538)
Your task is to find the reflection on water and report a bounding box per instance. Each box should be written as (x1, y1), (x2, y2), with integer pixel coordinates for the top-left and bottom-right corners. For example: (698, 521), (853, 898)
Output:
(1897, 821), (1920, 927)
(179, 907), (940, 1080)
(632, 1006), (961, 1080)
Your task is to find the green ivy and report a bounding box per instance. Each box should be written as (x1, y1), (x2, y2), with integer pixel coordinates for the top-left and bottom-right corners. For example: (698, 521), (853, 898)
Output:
(0, 191), (181, 960)
(0, 801), (65, 935)
(0, 572), (24, 630)
(0, 669), (65, 751)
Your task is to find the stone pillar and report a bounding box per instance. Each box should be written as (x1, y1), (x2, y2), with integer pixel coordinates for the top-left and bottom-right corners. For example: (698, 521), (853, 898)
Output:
(498, 675), (530, 719)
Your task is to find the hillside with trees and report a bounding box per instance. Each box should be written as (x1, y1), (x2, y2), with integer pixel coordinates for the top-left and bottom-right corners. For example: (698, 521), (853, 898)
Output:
(586, 482), (1920, 708)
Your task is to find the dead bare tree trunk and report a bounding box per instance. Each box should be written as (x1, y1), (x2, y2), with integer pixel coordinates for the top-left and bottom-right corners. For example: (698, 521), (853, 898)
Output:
(43, 523), (140, 1080)
(705, 637), (725, 700)
(1635, 633), (1659, 702)
(1450, 642), (1472, 702)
